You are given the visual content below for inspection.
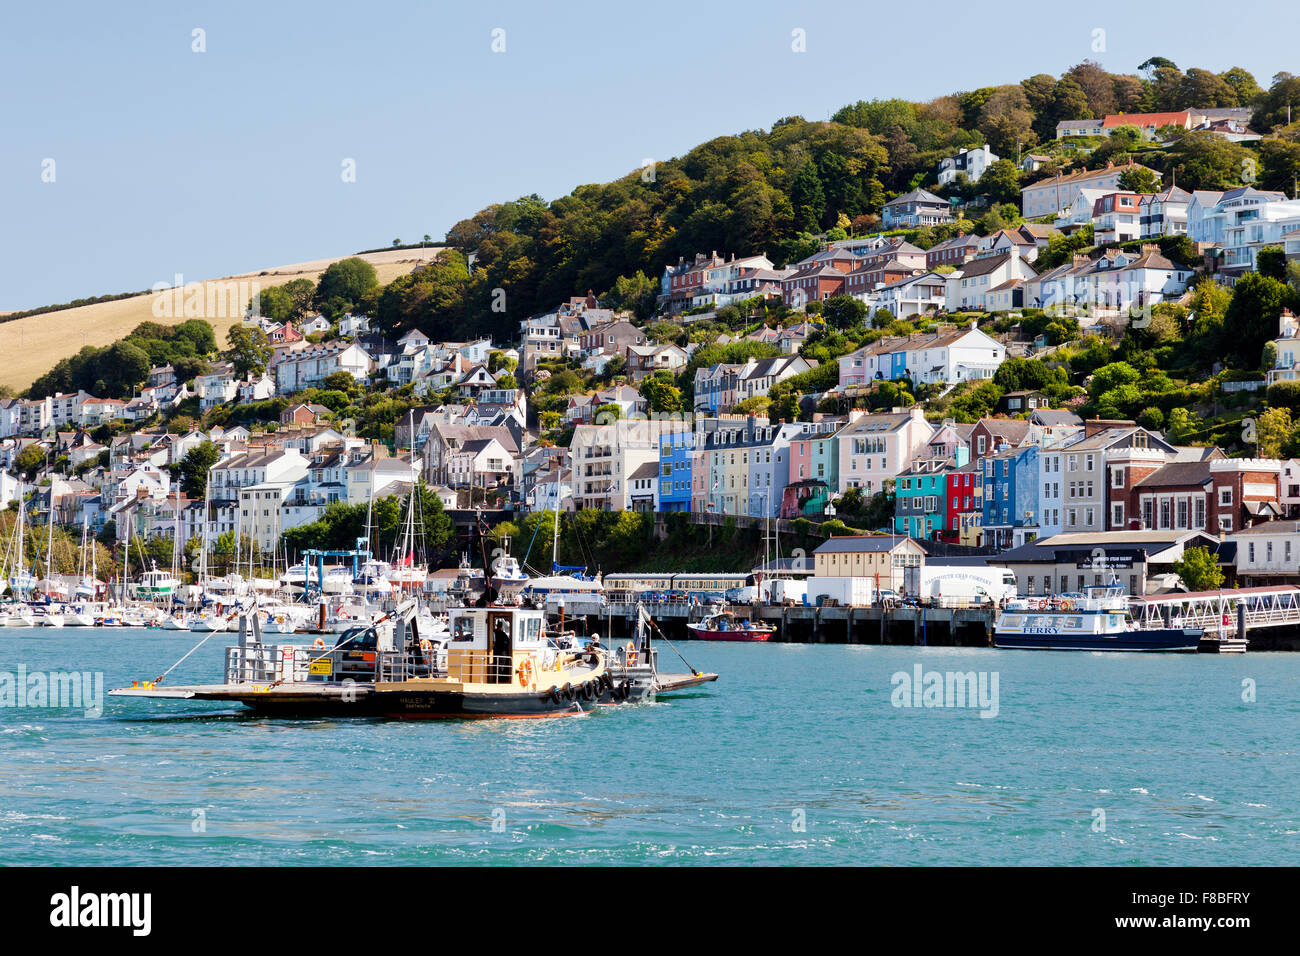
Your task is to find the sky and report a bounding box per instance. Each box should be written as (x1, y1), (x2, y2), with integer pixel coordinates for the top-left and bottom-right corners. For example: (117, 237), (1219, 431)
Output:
(0, 0), (1294, 310)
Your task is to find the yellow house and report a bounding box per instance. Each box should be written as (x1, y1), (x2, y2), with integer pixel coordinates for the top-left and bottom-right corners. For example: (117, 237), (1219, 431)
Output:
(812, 535), (926, 591)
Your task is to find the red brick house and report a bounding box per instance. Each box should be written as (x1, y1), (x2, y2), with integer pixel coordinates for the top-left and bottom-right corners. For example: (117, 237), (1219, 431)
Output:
(1126, 458), (1282, 535)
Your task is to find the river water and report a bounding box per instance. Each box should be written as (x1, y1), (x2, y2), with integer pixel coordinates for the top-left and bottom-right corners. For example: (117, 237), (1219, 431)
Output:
(1, 628), (1296, 865)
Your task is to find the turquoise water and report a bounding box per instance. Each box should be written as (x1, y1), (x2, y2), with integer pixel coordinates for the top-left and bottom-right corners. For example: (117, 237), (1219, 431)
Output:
(1, 627), (1297, 865)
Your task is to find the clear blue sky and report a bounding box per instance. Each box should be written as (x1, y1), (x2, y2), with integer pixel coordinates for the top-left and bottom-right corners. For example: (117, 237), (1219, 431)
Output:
(0, 0), (1291, 310)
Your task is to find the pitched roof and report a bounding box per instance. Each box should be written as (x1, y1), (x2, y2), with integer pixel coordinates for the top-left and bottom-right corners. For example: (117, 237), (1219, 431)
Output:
(1133, 460), (1213, 489)
(814, 535), (923, 554)
(885, 188), (946, 206)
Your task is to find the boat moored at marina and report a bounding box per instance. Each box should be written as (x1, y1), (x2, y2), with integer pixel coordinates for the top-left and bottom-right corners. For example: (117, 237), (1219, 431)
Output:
(686, 610), (776, 642)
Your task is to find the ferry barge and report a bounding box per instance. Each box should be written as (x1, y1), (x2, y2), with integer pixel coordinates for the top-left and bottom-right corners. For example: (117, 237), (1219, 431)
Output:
(994, 583), (1202, 652)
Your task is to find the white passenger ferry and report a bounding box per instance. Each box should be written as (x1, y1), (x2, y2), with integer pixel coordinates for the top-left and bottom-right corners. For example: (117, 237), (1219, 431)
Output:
(994, 583), (1202, 652)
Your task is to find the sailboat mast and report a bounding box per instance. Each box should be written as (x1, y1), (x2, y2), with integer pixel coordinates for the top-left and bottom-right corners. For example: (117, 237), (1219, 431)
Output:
(551, 473), (560, 573)
(45, 495), (55, 593)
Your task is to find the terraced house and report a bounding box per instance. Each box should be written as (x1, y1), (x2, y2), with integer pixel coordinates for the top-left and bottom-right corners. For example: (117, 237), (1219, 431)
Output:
(782, 418), (844, 518)
(696, 417), (804, 518)
(836, 407), (933, 498)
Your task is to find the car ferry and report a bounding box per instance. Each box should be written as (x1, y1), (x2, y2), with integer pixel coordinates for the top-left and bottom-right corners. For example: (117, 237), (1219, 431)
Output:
(994, 583), (1202, 651)
(108, 599), (695, 717)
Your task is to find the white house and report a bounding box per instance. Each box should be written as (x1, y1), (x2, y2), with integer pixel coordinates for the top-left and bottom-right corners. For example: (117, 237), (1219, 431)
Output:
(937, 145), (998, 186)
(838, 324), (1005, 388)
(1028, 245), (1191, 315)
(1139, 185), (1193, 239)
(274, 343), (373, 395)
(876, 272), (948, 319)
(1265, 309), (1300, 386)
(945, 251), (1037, 312)
(196, 363), (239, 411)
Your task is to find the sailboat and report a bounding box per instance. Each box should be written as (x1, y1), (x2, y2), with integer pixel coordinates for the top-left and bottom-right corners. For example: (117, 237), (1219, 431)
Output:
(386, 433), (428, 594)
(519, 490), (605, 614)
(7, 497), (39, 599)
(188, 476), (227, 632)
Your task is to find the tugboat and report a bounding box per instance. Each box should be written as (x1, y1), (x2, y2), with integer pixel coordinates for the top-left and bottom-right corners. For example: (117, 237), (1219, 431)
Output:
(686, 610), (775, 642)
(994, 581), (1202, 651)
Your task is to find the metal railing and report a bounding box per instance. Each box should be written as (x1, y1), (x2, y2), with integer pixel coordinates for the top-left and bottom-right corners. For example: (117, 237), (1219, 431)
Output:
(1129, 587), (1300, 634)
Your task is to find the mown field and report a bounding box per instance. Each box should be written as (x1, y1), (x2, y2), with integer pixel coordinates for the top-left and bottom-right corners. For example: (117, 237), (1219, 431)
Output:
(0, 247), (443, 392)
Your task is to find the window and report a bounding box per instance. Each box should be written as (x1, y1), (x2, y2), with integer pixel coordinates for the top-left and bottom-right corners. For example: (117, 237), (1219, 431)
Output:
(1111, 467), (1124, 489)
(1219, 487), (1233, 507)
(1112, 503), (1124, 527)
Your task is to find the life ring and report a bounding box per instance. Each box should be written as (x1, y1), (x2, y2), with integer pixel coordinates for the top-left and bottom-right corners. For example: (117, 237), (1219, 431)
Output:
(624, 641), (637, 666)
(419, 638), (432, 652)
(1059, 600), (1074, 612)
(517, 658), (535, 688)
(1222, 613), (1230, 627)
(313, 638), (325, 649)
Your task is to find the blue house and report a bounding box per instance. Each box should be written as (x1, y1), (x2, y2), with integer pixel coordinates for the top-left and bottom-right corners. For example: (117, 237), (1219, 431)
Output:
(981, 444), (1039, 550)
(894, 466), (948, 538)
(658, 430), (694, 512)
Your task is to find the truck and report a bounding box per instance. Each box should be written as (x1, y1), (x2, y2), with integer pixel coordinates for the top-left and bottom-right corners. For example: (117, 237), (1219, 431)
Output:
(806, 576), (875, 608)
(903, 562), (1019, 607)
(727, 578), (808, 605)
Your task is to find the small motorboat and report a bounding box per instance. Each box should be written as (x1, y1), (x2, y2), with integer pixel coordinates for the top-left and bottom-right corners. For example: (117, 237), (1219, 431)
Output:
(686, 611), (775, 642)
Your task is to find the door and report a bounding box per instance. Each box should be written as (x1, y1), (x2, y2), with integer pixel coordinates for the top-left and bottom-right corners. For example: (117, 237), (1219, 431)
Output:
(488, 613), (512, 684)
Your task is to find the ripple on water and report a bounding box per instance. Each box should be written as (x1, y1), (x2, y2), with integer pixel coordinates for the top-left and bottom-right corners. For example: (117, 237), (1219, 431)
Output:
(0, 630), (1298, 865)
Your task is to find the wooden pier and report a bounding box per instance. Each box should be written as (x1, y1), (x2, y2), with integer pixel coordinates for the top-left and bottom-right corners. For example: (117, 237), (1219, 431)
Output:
(593, 598), (1300, 651)
(598, 602), (997, 647)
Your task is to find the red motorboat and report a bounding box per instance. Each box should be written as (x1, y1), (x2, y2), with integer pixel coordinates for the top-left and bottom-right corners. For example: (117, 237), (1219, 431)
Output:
(686, 611), (775, 642)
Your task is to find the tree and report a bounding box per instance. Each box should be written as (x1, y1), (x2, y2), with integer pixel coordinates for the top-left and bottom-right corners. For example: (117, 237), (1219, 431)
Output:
(1220, 67), (1261, 107)
(15, 444), (45, 480)
(790, 160), (826, 232)
(820, 294), (868, 330)
(1118, 166), (1162, 194)
(608, 271), (659, 320)
(1223, 272), (1300, 367)
(1088, 361), (1141, 399)
(980, 159), (1021, 205)
(254, 285), (294, 322)
(1252, 73), (1300, 133)
(179, 441), (221, 499)
(1254, 407), (1294, 458)
(1258, 139), (1300, 195)
(1179, 68), (1237, 109)
(1173, 545), (1224, 592)
(314, 257), (378, 312)
(1257, 246), (1287, 281)
(1167, 131), (1252, 191)
(977, 86), (1037, 155)
(640, 377), (683, 414)
(225, 325), (271, 379)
